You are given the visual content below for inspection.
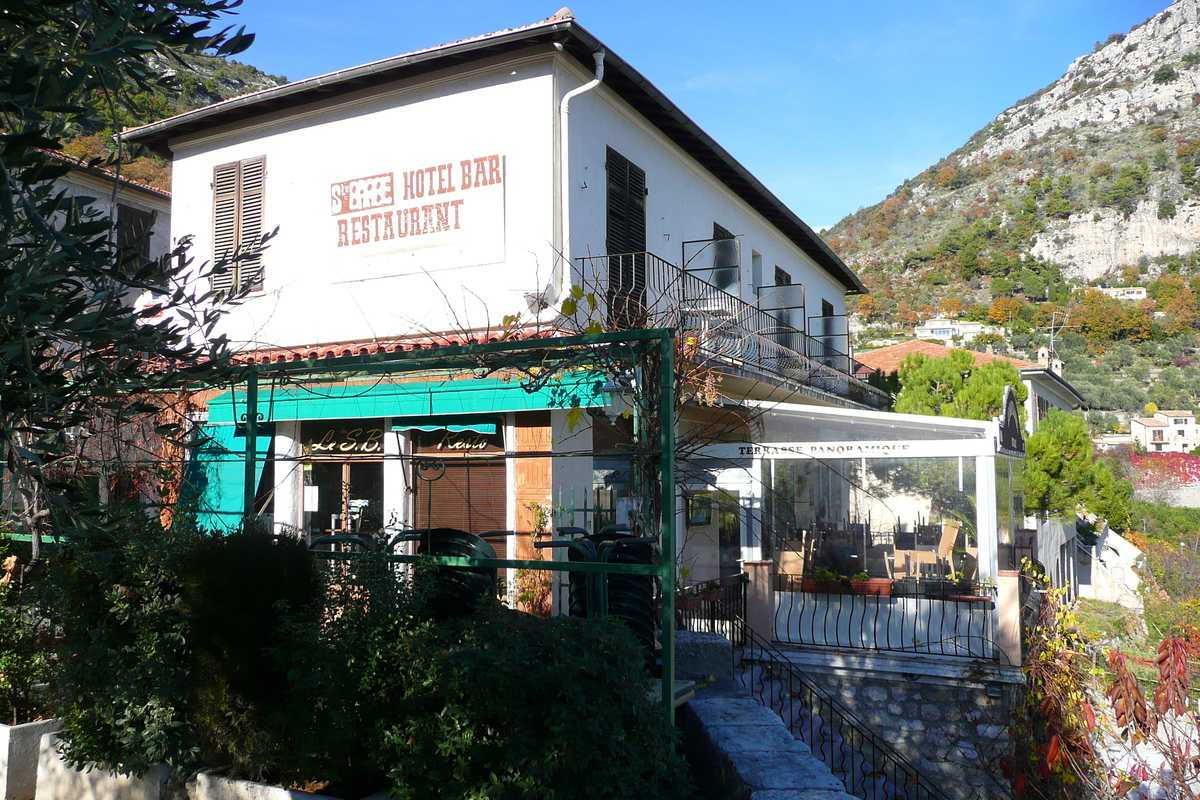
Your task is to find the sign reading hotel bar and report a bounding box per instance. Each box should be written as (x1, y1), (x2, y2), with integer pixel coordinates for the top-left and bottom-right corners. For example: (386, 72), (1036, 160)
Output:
(329, 153), (505, 273)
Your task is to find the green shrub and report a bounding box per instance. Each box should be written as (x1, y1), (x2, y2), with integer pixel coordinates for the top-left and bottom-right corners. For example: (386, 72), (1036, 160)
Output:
(0, 543), (52, 724)
(180, 530), (321, 780)
(1153, 65), (1179, 85)
(373, 607), (691, 800)
(1158, 199), (1177, 219)
(49, 514), (205, 775)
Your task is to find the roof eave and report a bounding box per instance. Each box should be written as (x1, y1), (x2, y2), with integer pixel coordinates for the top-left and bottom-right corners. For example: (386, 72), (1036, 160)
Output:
(1019, 367), (1086, 407)
(122, 18), (864, 294)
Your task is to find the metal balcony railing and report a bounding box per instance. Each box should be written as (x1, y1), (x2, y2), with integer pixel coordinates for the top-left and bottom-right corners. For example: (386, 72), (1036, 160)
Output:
(575, 253), (889, 408)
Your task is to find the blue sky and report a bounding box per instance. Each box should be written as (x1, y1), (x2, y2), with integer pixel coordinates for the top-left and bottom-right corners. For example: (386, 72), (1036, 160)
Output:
(224, 0), (1169, 230)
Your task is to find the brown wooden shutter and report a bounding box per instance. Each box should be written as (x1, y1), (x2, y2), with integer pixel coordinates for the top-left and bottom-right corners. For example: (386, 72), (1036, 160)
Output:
(412, 459), (506, 534)
(239, 156), (266, 291)
(212, 161), (239, 292)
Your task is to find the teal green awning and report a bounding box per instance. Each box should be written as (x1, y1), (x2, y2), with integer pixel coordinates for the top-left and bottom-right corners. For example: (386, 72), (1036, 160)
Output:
(206, 372), (605, 424)
(182, 424), (270, 533)
(392, 415), (497, 434)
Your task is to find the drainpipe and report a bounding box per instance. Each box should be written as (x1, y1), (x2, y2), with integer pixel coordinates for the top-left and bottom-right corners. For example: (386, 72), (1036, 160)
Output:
(547, 46), (604, 311)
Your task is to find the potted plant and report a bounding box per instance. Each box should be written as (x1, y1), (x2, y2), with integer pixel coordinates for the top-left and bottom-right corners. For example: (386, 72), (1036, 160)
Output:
(801, 566), (844, 594)
(0, 554), (60, 800)
(849, 571), (893, 597)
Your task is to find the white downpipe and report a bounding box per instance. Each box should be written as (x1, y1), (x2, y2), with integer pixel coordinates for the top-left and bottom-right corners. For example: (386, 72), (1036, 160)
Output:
(553, 47), (605, 308)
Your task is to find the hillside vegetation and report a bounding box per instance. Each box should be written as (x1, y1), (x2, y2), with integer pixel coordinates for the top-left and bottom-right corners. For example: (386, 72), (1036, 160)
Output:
(833, 0), (1200, 416)
(62, 53), (285, 190)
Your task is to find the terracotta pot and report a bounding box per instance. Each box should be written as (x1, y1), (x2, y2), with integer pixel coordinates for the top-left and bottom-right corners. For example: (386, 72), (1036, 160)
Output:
(850, 578), (893, 597)
(677, 595), (702, 610)
(800, 580), (843, 594)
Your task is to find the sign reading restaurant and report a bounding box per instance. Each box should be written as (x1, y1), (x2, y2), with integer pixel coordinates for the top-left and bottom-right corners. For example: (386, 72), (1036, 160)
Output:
(330, 153), (503, 248)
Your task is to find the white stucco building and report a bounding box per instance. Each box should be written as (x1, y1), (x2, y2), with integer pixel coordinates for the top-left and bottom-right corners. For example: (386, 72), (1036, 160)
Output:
(912, 317), (1002, 344)
(1131, 410), (1200, 453)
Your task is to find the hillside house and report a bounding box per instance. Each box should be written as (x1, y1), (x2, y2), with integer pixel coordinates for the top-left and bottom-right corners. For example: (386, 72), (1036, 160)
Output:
(1131, 409), (1200, 453)
(124, 14), (1027, 792)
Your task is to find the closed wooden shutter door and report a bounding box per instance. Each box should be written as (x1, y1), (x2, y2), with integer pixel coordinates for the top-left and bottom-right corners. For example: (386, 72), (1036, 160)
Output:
(605, 147), (647, 327)
(212, 162), (239, 292)
(412, 458), (506, 535)
(239, 156), (266, 291)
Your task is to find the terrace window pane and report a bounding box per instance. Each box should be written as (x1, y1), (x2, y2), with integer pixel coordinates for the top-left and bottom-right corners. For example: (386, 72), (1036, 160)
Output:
(770, 456), (978, 583)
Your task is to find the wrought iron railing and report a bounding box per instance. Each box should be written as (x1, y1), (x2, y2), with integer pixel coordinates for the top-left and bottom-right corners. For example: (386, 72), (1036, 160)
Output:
(725, 607), (956, 800)
(773, 574), (997, 660)
(575, 253), (889, 408)
(675, 572), (748, 645)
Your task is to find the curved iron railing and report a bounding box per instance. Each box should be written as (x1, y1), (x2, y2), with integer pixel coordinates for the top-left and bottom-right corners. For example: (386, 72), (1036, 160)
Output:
(772, 574), (998, 660)
(725, 608), (958, 800)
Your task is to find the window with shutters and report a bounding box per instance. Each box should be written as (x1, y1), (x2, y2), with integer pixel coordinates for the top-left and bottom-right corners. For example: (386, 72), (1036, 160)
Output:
(116, 204), (154, 275)
(605, 147), (647, 328)
(212, 156), (266, 293)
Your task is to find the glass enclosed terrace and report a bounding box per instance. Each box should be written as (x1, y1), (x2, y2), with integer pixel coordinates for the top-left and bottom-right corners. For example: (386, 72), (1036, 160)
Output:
(695, 399), (1025, 661)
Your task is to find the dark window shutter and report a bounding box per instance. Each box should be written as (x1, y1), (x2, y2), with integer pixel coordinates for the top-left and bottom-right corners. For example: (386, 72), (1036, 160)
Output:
(212, 161), (239, 293)
(713, 222), (733, 241)
(774, 267), (792, 286)
(605, 147), (647, 327)
(116, 204), (153, 273)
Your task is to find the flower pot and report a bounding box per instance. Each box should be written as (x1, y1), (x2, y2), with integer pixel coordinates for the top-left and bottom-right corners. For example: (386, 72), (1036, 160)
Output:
(677, 595), (702, 610)
(800, 580), (842, 594)
(698, 589), (721, 602)
(0, 718), (60, 800)
(850, 578), (893, 597)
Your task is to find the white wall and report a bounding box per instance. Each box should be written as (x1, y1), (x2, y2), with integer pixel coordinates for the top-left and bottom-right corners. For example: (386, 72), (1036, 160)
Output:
(167, 51), (558, 350)
(561, 59), (849, 322)
(163, 48), (853, 354)
(1077, 523), (1143, 609)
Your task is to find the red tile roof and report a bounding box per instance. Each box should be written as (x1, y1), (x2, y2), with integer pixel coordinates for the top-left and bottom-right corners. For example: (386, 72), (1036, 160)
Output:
(856, 339), (1037, 374)
(45, 150), (171, 199)
(229, 327), (570, 365)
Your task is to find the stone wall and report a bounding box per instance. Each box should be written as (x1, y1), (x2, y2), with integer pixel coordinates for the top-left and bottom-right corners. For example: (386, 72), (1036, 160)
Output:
(772, 663), (1016, 800)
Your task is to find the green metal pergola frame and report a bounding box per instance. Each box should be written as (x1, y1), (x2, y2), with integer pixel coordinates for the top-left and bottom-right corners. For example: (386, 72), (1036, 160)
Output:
(230, 328), (679, 722)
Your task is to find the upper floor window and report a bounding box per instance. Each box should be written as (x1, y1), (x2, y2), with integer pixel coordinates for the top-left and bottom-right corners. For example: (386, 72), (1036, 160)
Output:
(212, 156), (266, 293)
(774, 266), (792, 286)
(116, 203), (153, 274)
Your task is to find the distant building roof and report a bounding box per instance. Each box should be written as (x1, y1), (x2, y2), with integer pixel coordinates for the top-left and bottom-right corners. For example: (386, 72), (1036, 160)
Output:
(45, 150), (171, 199)
(1158, 410), (1195, 417)
(1134, 418), (1167, 427)
(856, 339), (1037, 374)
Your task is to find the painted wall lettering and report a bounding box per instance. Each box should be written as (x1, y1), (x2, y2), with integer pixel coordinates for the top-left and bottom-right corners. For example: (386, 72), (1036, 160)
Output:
(332, 153), (502, 249)
(330, 174), (394, 216)
(309, 427), (384, 454)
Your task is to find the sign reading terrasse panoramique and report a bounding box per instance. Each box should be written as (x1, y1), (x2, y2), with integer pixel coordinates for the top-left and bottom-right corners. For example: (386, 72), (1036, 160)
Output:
(330, 153), (504, 251)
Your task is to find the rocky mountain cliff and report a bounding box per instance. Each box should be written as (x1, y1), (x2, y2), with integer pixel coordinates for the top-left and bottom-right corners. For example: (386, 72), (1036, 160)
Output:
(829, 0), (1200, 288)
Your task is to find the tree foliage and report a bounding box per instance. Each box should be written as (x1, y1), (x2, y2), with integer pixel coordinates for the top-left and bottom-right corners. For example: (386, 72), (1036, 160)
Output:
(894, 348), (1028, 422)
(0, 0), (256, 562)
(1023, 409), (1131, 526)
